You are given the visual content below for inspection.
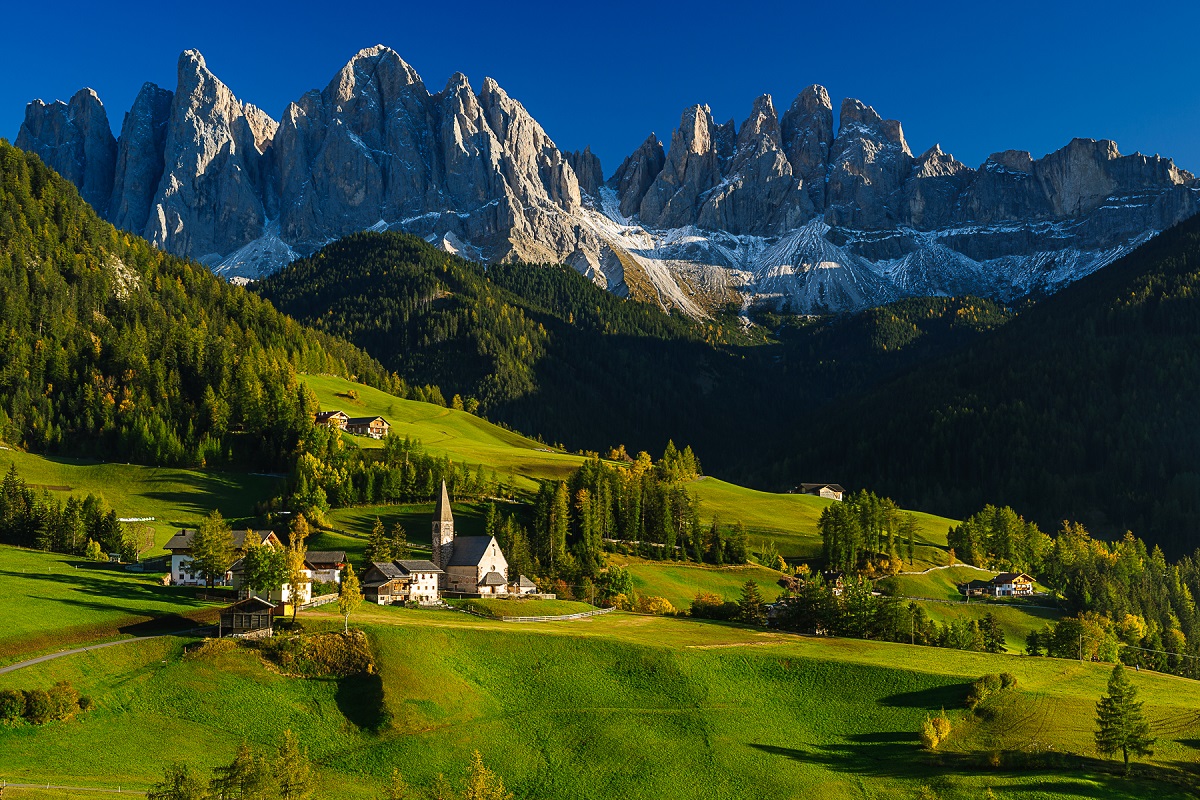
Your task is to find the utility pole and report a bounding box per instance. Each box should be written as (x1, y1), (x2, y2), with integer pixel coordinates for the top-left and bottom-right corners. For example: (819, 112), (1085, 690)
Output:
(1079, 633), (1083, 662)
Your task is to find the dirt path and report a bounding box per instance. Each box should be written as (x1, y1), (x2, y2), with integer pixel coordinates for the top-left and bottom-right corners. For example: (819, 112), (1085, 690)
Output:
(0, 628), (210, 676)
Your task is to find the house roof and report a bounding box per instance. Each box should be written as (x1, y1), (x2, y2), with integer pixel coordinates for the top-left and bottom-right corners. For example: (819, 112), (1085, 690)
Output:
(164, 529), (275, 552)
(395, 560), (443, 574)
(225, 596), (276, 611)
(516, 574), (536, 588)
(798, 483), (846, 494)
(991, 572), (1033, 585)
(447, 536), (495, 567)
(304, 551), (347, 565)
(368, 561), (405, 579)
(479, 571), (507, 587)
(345, 416), (387, 426)
(315, 410), (347, 421)
(435, 480), (454, 524)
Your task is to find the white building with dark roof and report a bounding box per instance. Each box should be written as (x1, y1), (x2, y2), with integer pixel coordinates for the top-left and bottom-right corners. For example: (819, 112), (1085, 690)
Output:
(163, 528), (280, 587)
(361, 559), (443, 605)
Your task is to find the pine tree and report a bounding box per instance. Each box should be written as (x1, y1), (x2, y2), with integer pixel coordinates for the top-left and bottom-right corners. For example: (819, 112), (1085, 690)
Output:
(210, 741), (271, 800)
(338, 564), (363, 633)
(391, 523), (409, 560)
(549, 481), (570, 573)
(463, 750), (513, 800)
(147, 762), (208, 800)
(273, 729), (313, 800)
(1095, 663), (1155, 773)
(365, 517), (391, 563)
(738, 580), (766, 626)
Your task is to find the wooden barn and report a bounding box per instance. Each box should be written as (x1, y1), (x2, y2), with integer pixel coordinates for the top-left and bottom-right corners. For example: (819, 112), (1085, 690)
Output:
(219, 596), (277, 637)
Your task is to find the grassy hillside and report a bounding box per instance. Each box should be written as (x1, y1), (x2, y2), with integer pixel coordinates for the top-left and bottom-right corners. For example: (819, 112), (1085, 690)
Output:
(608, 554), (785, 610)
(1, 604), (1197, 799)
(0, 448), (283, 550)
(302, 373), (958, 566)
(0, 546), (222, 665)
(882, 566), (999, 602)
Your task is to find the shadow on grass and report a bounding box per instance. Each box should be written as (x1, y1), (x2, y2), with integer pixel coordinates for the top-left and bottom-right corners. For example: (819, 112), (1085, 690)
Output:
(750, 742), (1200, 796)
(879, 683), (970, 709)
(335, 671), (390, 732)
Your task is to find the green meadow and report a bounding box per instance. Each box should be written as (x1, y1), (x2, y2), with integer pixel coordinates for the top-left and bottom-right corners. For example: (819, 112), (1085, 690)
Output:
(0, 447), (284, 550)
(1, 599), (1197, 800)
(0, 546), (223, 665)
(608, 554), (785, 610)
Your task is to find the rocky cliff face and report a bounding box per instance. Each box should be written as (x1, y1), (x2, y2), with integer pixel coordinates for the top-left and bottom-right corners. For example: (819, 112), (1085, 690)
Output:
(16, 47), (1200, 315)
(16, 88), (117, 216)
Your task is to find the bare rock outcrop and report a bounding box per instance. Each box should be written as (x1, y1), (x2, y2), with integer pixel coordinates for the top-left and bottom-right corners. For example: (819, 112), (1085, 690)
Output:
(16, 88), (116, 216)
(109, 82), (173, 234)
(608, 134), (665, 218)
(147, 50), (277, 262)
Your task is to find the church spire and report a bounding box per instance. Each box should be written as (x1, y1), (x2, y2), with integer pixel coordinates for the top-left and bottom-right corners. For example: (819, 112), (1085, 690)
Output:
(431, 480), (455, 571)
(436, 480), (453, 524)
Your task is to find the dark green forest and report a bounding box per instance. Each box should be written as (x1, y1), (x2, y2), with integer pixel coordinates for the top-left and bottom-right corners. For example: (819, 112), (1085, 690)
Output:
(253, 231), (1010, 474)
(0, 141), (402, 469)
(768, 213), (1200, 556)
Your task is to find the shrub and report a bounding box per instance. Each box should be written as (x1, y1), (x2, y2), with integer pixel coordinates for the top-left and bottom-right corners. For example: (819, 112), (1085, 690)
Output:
(920, 715), (940, 750)
(311, 580), (339, 596)
(932, 710), (952, 741)
(0, 688), (24, 721)
(636, 596), (676, 616)
(690, 592), (738, 621)
(967, 673), (1018, 711)
(78, 695), (95, 712)
(260, 630), (375, 677)
(48, 680), (80, 720)
(23, 689), (53, 724)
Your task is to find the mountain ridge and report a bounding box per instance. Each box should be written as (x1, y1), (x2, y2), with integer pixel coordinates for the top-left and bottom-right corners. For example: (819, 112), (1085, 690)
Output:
(16, 45), (1200, 314)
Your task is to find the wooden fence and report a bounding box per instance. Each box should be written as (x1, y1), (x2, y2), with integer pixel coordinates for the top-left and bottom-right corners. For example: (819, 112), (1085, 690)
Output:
(457, 606), (616, 623)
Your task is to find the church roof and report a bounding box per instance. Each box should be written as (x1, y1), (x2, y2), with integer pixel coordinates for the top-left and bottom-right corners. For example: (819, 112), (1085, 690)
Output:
(479, 571), (507, 587)
(435, 480), (454, 524)
(447, 536), (496, 567)
(395, 560), (443, 574)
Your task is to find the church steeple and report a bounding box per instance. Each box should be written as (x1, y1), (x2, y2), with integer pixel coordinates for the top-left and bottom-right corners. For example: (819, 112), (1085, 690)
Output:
(435, 480), (454, 525)
(431, 480), (455, 570)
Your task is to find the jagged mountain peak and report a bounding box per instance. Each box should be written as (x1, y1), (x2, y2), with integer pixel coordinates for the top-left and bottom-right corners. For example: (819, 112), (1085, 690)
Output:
(790, 84), (833, 115)
(13, 49), (1200, 318)
(736, 94), (782, 149)
(838, 97), (910, 154)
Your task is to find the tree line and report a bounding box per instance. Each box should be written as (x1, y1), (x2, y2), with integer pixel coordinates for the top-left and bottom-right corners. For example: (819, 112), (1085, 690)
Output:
(772, 571), (1006, 654)
(0, 463), (130, 558)
(818, 490), (921, 574)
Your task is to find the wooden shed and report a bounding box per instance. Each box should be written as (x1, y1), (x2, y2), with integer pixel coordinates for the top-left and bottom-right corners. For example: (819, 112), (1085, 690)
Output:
(219, 596), (277, 637)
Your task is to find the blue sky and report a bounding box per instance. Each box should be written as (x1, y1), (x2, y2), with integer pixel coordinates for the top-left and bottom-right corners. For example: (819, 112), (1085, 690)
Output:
(3, 0), (1199, 175)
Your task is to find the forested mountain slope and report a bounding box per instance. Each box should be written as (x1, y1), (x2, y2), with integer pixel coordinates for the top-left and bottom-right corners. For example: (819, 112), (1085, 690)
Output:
(254, 232), (1011, 466)
(770, 212), (1200, 555)
(0, 140), (398, 469)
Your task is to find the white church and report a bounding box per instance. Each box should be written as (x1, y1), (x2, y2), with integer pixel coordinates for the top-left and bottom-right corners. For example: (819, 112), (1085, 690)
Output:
(362, 481), (536, 604)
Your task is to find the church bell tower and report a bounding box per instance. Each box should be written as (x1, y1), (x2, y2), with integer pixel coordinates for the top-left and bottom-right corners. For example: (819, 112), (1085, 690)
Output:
(432, 480), (455, 571)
